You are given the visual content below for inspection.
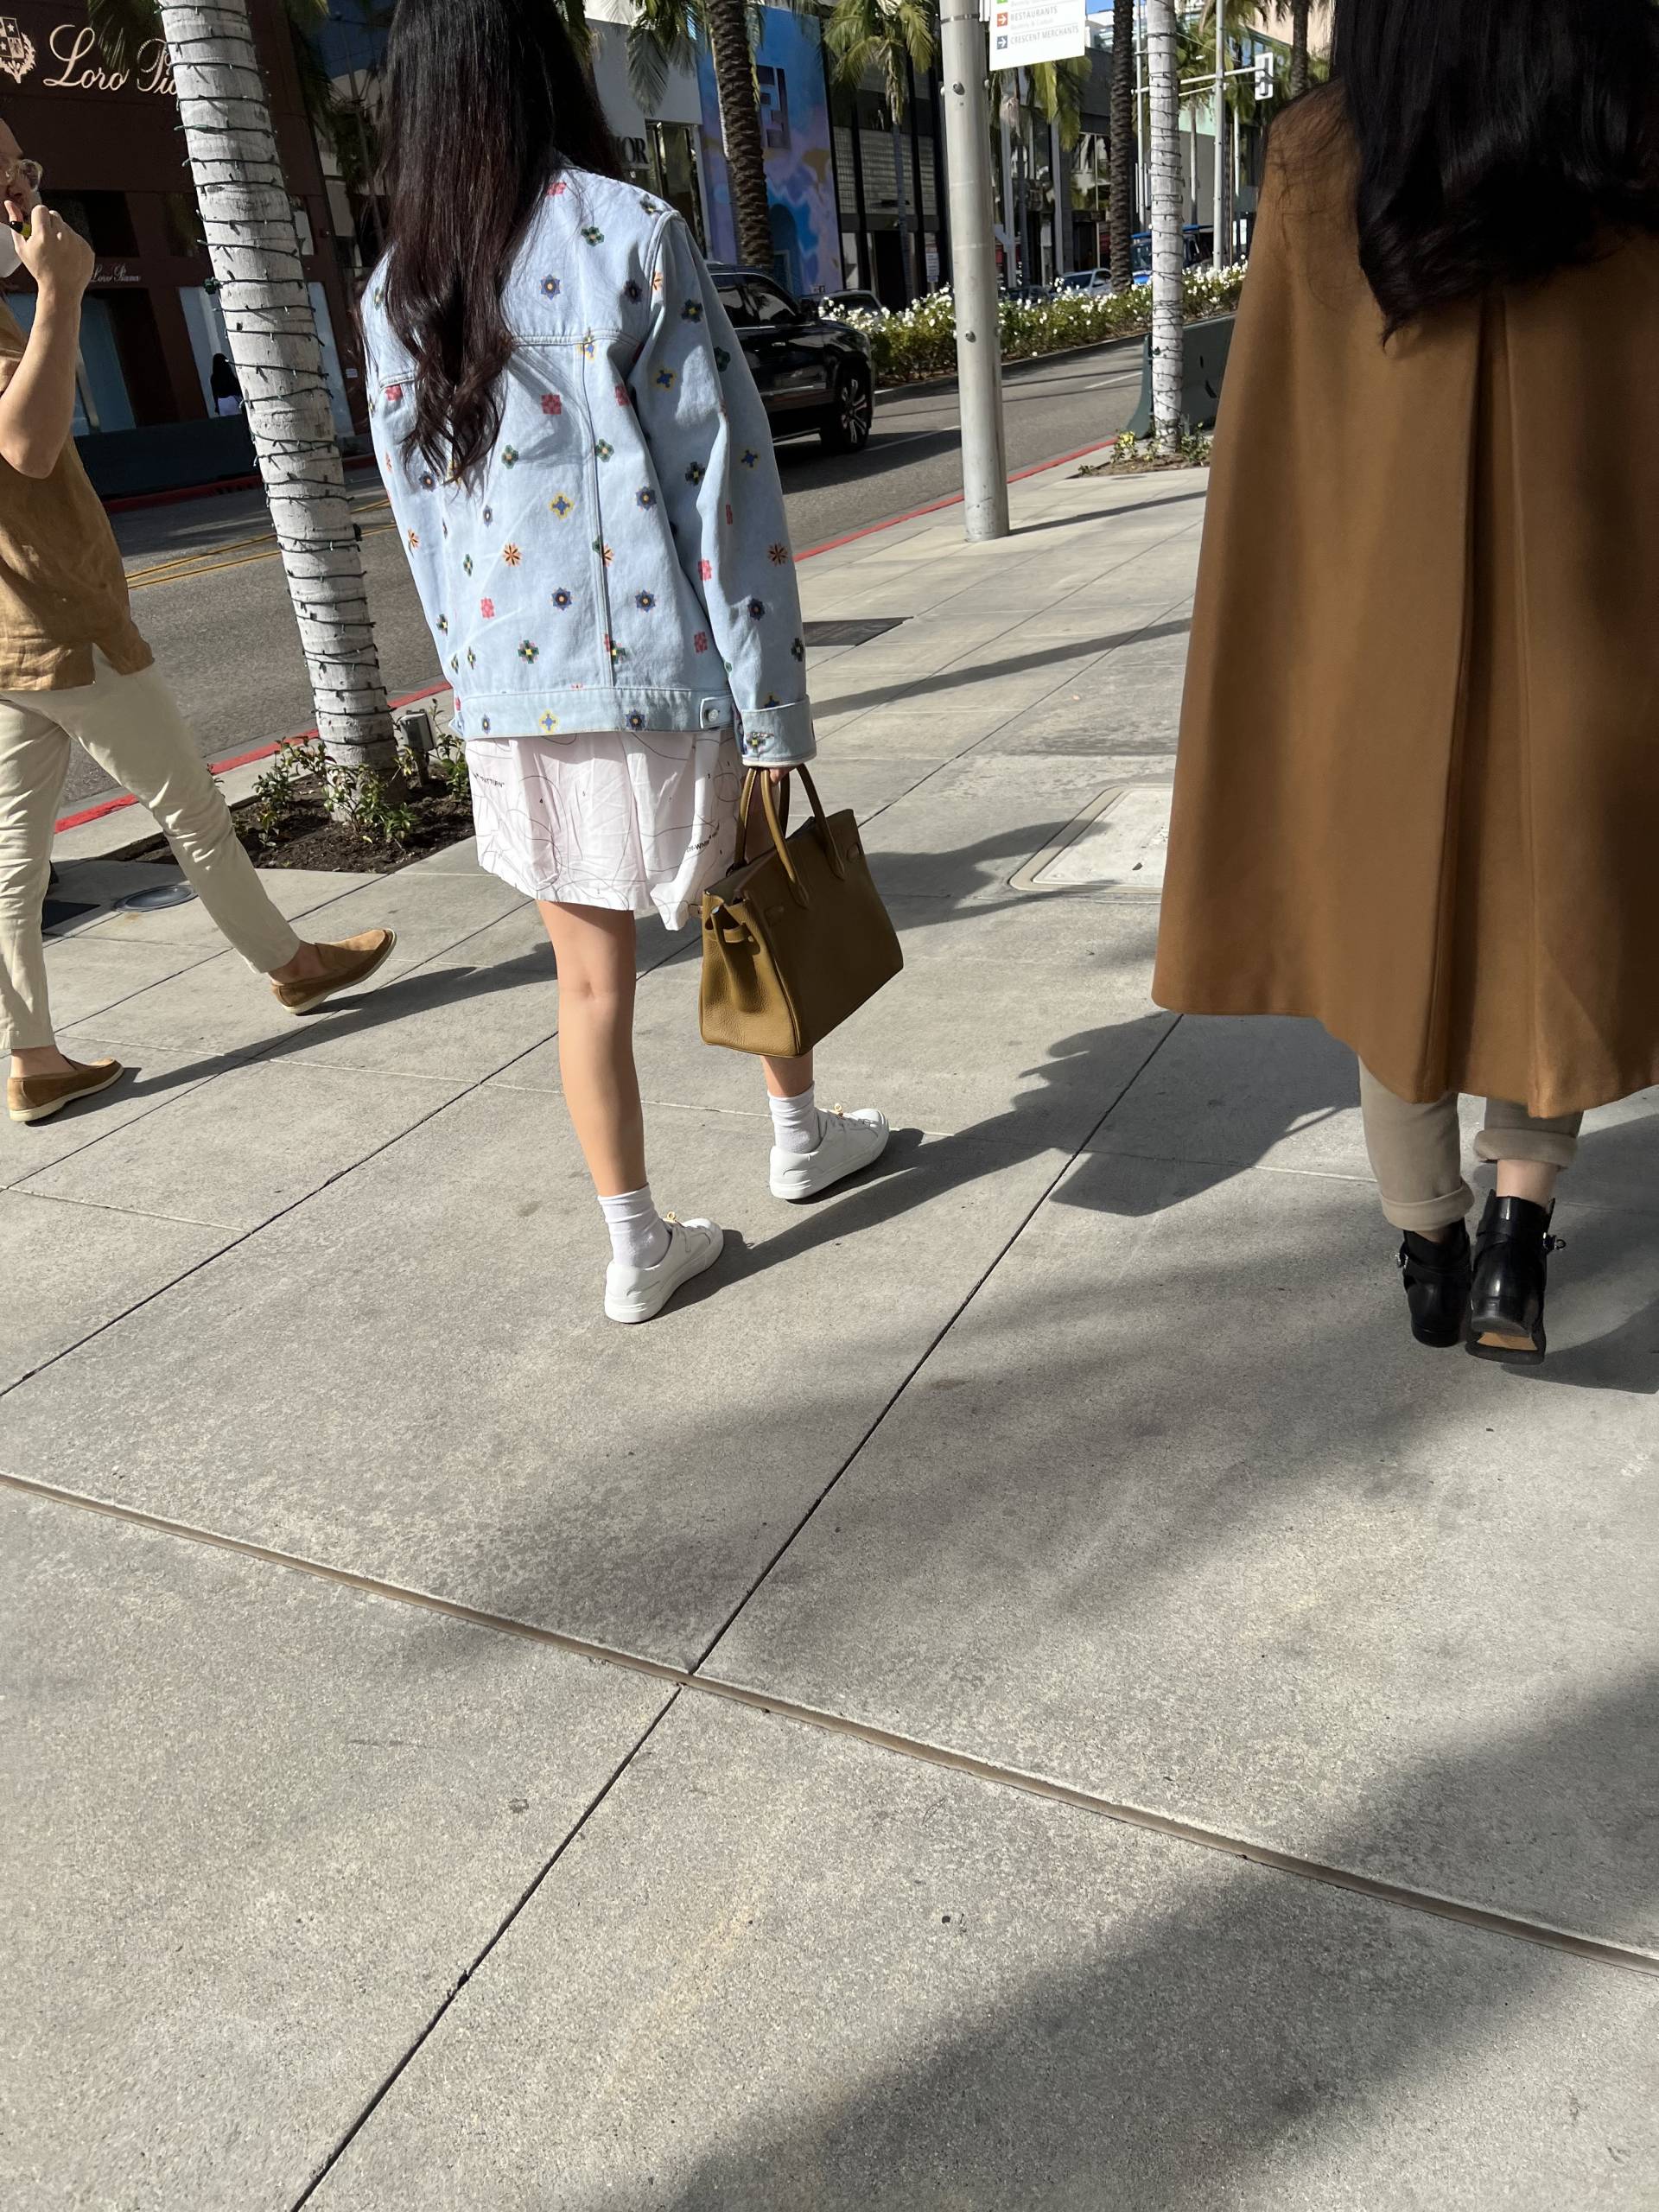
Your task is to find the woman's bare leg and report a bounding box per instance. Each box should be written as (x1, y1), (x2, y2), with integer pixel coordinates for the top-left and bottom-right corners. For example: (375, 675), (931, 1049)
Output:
(1494, 1160), (1560, 1209)
(537, 899), (645, 1195)
(762, 1050), (813, 1101)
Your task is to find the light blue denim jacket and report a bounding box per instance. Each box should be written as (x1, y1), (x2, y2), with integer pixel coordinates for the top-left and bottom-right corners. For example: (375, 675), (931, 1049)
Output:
(360, 168), (814, 766)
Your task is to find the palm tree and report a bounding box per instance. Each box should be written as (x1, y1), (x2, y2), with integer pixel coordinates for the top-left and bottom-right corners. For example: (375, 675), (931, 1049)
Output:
(1109, 0), (1135, 289)
(1288, 0), (1310, 98)
(91, 0), (397, 777)
(825, 0), (937, 298)
(1145, 0), (1184, 443)
(632, 0), (773, 270)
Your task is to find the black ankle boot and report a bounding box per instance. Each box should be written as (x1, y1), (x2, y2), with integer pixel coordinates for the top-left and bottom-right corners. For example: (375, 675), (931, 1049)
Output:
(1466, 1192), (1562, 1366)
(1396, 1219), (1471, 1348)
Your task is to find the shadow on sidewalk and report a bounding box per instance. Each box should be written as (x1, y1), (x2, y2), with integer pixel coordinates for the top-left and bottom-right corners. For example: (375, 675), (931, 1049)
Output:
(1008, 486), (1210, 537)
(655, 1671), (1658, 2212)
(823, 620), (1191, 722)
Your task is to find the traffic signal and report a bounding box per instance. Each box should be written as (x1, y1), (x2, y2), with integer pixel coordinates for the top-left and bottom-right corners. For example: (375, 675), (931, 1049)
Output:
(1254, 49), (1276, 100)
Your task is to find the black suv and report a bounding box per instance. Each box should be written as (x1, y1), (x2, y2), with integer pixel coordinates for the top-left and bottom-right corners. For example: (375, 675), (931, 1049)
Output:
(709, 266), (874, 454)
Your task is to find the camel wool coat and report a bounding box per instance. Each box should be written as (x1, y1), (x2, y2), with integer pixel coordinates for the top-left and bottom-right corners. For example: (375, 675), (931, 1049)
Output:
(1152, 106), (1659, 1119)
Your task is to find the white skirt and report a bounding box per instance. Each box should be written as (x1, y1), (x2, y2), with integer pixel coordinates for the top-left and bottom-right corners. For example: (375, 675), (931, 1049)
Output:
(467, 728), (742, 931)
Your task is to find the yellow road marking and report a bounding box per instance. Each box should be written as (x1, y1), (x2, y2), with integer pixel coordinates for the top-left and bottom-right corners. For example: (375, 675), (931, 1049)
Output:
(125, 499), (394, 591)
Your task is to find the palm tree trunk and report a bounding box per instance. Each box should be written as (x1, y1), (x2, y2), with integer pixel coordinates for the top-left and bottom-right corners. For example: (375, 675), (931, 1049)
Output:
(1290, 0), (1310, 99)
(1146, 0), (1184, 443)
(1051, 113), (1067, 281)
(891, 108), (912, 299)
(1109, 0), (1135, 289)
(158, 0), (396, 778)
(705, 0), (772, 270)
(1014, 84), (1029, 287)
(1219, 87), (1233, 264)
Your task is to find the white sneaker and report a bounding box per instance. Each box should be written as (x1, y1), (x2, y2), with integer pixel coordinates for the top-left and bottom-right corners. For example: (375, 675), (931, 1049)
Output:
(604, 1214), (724, 1325)
(770, 1104), (891, 1202)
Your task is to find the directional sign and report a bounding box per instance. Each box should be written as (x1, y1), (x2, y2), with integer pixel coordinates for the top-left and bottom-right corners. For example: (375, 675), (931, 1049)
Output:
(991, 0), (1087, 72)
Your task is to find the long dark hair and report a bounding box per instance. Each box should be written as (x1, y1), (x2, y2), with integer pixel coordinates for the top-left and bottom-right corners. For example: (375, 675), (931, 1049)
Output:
(1328, 0), (1659, 334)
(378, 0), (622, 482)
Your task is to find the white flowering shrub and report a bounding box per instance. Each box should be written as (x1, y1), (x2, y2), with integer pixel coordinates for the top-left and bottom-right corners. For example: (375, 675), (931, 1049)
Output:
(845, 267), (1249, 385)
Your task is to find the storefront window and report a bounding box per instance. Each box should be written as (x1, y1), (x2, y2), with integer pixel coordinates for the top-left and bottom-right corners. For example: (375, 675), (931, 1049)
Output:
(162, 192), (204, 257)
(11, 291), (135, 435)
(54, 192), (137, 258)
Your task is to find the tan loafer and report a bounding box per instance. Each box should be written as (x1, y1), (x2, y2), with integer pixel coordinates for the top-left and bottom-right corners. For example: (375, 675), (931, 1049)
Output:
(270, 929), (397, 1015)
(8, 1057), (126, 1125)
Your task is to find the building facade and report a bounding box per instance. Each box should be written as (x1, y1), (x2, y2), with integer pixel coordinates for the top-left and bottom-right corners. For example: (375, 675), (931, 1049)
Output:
(0, 0), (359, 440)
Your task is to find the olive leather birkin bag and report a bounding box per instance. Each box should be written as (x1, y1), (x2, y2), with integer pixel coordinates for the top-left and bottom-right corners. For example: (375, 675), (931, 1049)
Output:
(699, 768), (903, 1058)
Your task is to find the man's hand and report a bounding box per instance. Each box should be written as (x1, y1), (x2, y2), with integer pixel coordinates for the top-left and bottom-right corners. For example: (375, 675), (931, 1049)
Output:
(11, 200), (93, 302)
(0, 200), (93, 477)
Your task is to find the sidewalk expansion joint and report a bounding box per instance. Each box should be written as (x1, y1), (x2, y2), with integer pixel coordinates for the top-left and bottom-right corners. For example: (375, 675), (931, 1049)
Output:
(3, 1466), (1653, 1987)
(288, 1689), (683, 2209)
(9, 984), (1649, 1996)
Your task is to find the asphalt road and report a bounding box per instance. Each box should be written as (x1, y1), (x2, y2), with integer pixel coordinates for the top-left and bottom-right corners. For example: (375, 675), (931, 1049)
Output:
(69, 342), (1146, 813)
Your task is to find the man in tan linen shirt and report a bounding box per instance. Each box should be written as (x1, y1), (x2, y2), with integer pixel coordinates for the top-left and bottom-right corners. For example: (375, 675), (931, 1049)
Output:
(0, 122), (396, 1125)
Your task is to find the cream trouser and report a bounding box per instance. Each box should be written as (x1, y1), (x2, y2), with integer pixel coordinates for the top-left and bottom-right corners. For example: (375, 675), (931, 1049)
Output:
(0, 656), (301, 1052)
(1358, 1063), (1582, 1232)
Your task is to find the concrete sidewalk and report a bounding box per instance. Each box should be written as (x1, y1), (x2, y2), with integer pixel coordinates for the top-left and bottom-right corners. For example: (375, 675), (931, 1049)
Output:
(5, 467), (1656, 2210)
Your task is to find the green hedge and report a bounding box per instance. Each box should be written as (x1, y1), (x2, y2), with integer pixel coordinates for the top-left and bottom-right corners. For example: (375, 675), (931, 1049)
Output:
(842, 270), (1249, 385)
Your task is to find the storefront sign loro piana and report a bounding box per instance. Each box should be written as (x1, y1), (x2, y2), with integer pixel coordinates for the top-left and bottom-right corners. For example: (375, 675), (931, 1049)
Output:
(0, 14), (176, 96)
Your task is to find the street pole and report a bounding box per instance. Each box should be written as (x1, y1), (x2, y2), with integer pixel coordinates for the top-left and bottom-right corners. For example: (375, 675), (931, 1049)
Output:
(1212, 0), (1226, 264)
(939, 0), (1009, 539)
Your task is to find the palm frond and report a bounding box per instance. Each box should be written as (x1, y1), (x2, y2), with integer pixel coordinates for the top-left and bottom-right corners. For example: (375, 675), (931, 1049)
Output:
(92, 0), (326, 72)
(1026, 55), (1087, 149)
(824, 0), (936, 118)
(629, 0), (701, 112)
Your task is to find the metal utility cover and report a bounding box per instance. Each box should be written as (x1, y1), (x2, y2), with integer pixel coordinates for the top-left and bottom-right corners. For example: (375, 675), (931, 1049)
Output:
(801, 619), (908, 649)
(1010, 785), (1173, 895)
(117, 883), (198, 913)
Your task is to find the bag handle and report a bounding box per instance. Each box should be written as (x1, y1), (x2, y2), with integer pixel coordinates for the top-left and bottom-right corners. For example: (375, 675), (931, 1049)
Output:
(739, 766), (845, 902)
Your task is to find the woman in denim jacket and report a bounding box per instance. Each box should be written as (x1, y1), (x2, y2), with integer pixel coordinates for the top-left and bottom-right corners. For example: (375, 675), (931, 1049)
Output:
(367, 0), (887, 1323)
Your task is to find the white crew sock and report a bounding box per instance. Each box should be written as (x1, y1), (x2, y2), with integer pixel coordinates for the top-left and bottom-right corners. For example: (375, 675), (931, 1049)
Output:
(769, 1084), (823, 1156)
(599, 1185), (671, 1270)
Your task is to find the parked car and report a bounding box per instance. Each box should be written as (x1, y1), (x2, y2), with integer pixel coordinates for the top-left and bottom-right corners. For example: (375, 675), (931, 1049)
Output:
(1129, 227), (1213, 285)
(1057, 267), (1114, 296)
(708, 265), (875, 453)
(823, 287), (885, 319)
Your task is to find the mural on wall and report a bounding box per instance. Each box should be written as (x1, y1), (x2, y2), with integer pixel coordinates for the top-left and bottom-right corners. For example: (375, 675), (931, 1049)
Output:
(696, 7), (842, 295)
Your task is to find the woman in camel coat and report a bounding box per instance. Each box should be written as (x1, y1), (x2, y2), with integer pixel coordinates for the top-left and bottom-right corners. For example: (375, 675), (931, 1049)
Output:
(1154, 0), (1659, 1367)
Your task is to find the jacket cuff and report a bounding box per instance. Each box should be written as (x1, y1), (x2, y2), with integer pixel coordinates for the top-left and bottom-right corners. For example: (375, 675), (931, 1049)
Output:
(735, 698), (816, 766)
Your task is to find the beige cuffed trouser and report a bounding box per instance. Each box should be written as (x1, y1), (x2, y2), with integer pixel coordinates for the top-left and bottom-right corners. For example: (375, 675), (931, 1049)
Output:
(1358, 1062), (1582, 1232)
(0, 655), (301, 1052)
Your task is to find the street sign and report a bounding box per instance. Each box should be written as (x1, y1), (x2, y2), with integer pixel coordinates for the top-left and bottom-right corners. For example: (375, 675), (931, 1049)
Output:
(991, 0), (1086, 72)
(1254, 49), (1275, 99)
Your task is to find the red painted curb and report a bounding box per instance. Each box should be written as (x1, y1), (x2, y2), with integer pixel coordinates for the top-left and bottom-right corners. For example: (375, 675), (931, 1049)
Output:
(60, 437), (1116, 837)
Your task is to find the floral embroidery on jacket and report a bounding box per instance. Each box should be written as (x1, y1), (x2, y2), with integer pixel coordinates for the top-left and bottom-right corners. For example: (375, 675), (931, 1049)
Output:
(365, 180), (813, 770)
